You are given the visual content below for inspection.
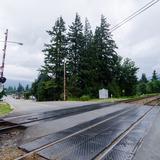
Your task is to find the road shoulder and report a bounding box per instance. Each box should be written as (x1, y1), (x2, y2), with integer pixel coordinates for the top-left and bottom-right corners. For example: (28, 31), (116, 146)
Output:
(133, 109), (160, 160)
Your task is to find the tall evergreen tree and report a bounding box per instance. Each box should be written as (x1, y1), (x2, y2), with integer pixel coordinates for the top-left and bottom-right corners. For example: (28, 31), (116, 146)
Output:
(119, 58), (139, 96)
(31, 73), (56, 101)
(79, 18), (94, 95)
(13, 86), (16, 92)
(67, 13), (84, 96)
(17, 83), (24, 93)
(152, 70), (158, 81)
(84, 18), (93, 48)
(140, 73), (148, 83)
(137, 73), (148, 95)
(42, 16), (67, 99)
(25, 84), (30, 91)
(93, 15), (118, 88)
(31, 14), (141, 100)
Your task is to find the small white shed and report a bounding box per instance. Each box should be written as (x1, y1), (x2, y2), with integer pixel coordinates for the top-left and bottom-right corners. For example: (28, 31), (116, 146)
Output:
(99, 88), (108, 99)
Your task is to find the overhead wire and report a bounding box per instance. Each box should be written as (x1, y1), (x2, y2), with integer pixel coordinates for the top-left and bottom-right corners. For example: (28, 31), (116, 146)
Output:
(110, 0), (160, 32)
(111, 0), (157, 31)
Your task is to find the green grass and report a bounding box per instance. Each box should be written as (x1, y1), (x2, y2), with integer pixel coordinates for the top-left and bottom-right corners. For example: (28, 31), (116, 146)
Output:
(67, 93), (160, 102)
(0, 103), (13, 116)
(67, 97), (80, 101)
(89, 93), (160, 103)
(89, 97), (129, 103)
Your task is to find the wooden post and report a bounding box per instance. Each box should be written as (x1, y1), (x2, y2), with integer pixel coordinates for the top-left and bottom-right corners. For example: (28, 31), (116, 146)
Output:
(64, 58), (66, 101)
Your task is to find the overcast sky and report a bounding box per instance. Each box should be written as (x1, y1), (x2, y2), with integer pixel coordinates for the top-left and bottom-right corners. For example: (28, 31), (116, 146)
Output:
(0, 0), (160, 81)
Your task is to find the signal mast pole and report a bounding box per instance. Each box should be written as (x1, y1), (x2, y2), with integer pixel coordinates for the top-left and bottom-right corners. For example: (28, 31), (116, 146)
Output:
(0, 29), (8, 78)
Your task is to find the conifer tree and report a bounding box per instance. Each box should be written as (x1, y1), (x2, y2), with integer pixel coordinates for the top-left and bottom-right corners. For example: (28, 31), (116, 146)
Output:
(140, 73), (148, 83)
(93, 15), (118, 88)
(152, 70), (158, 81)
(67, 13), (84, 96)
(17, 83), (24, 93)
(119, 58), (138, 96)
(31, 14), (140, 100)
(42, 16), (67, 99)
(80, 18), (94, 95)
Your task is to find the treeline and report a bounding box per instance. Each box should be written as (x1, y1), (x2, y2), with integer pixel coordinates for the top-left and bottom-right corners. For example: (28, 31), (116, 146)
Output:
(6, 83), (30, 94)
(6, 83), (30, 99)
(137, 70), (160, 95)
(31, 13), (139, 101)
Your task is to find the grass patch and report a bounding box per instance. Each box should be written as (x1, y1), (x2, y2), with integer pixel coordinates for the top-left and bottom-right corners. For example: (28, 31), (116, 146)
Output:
(89, 97), (129, 103)
(67, 97), (80, 101)
(67, 93), (160, 102)
(89, 93), (160, 103)
(0, 103), (13, 116)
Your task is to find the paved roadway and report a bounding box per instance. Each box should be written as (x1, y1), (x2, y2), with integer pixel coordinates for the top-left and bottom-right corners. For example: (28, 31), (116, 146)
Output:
(4, 96), (135, 140)
(4, 96), (96, 117)
(18, 104), (160, 160)
(133, 110), (160, 160)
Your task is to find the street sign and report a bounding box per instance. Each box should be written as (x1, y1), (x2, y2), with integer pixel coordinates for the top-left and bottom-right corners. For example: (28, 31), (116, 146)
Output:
(0, 82), (4, 93)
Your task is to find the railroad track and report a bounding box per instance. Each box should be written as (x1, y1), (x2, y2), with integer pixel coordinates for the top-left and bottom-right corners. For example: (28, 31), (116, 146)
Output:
(94, 107), (158, 160)
(0, 96), (159, 160)
(0, 102), (114, 133)
(0, 121), (26, 132)
(0, 96), (159, 134)
(14, 97), (160, 160)
(15, 107), (138, 160)
(144, 97), (160, 106)
(122, 95), (160, 104)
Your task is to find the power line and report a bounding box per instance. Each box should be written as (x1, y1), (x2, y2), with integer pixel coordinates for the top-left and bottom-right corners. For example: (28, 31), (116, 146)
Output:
(111, 0), (157, 31)
(111, 0), (156, 30)
(111, 0), (160, 32)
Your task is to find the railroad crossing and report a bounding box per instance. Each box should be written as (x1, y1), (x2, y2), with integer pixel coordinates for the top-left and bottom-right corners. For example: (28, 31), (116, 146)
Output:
(0, 96), (160, 160)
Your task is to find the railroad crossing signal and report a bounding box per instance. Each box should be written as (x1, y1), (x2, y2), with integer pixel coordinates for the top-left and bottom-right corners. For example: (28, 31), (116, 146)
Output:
(0, 77), (6, 83)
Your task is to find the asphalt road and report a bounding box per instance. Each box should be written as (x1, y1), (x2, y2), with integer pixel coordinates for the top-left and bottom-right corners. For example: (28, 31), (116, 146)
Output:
(4, 96), (96, 117)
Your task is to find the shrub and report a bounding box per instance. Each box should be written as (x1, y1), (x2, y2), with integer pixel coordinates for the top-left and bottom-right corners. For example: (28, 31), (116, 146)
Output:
(80, 95), (91, 101)
(108, 80), (121, 98)
(23, 92), (31, 99)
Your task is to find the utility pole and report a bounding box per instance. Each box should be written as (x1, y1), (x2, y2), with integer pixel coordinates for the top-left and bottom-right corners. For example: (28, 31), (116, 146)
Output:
(63, 58), (66, 101)
(0, 29), (8, 78)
